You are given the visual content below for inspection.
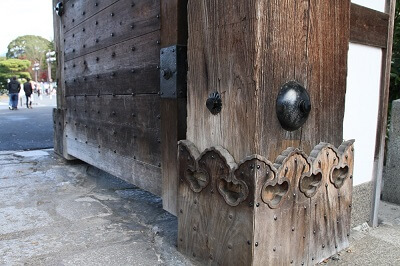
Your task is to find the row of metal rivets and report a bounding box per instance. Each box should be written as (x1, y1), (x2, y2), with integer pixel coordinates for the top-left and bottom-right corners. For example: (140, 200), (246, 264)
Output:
(63, 2), (145, 28)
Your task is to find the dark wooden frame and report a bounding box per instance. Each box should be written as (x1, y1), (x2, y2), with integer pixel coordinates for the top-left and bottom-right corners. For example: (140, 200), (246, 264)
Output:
(349, 1), (396, 227)
(160, 0), (188, 215)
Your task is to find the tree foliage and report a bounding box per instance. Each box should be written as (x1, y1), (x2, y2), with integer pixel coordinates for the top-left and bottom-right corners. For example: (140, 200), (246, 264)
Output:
(0, 59), (31, 91)
(390, 0), (400, 103)
(6, 35), (51, 62)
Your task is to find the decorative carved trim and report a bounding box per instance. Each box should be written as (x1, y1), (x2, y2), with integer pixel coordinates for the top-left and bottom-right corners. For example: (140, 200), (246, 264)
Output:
(178, 140), (355, 265)
(178, 140), (355, 207)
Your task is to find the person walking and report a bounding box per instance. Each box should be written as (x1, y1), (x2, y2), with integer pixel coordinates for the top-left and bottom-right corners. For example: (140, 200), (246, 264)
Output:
(23, 78), (34, 109)
(7, 76), (20, 110)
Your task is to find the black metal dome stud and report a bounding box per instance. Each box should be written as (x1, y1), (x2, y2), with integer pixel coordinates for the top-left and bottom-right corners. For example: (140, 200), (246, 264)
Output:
(206, 91), (222, 115)
(276, 81), (311, 131)
(55, 2), (64, 16)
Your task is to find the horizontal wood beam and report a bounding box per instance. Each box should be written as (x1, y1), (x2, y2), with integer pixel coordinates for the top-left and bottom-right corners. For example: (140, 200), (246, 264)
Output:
(350, 3), (389, 48)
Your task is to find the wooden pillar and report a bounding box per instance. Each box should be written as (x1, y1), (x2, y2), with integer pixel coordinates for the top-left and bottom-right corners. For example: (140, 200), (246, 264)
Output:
(178, 0), (354, 264)
(52, 0), (74, 160)
(160, 0), (188, 215)
(371, 0), (396, 227)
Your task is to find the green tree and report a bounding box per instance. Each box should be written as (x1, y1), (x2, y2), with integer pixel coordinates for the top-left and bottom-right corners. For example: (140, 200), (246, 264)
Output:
(6, 35), (51, 79)
(6, 35), (51, 61)
(390, 0), (400, 102)
(0, 59), (31, 93)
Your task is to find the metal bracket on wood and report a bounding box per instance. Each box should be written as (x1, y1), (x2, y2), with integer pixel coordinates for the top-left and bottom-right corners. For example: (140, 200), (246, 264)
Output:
(160, 45), (187, 99)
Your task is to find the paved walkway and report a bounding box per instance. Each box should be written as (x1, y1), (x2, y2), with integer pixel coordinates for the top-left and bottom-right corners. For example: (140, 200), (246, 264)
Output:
(0, 150), (399, 265)
(0, 94), (56, 110)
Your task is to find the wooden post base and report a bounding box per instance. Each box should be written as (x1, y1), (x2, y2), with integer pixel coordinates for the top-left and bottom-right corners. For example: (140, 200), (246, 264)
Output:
(178, 140), (354, 265)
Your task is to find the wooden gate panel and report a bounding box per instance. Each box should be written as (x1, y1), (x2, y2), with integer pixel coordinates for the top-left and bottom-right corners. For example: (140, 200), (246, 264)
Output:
(65, 94), (160, 166)
(62, 0), (119, 32)
(64, 0), (160, 62)
(64, 30), (160, 96)
(65, 65), (158, 96)
(57, 0), (162, 195)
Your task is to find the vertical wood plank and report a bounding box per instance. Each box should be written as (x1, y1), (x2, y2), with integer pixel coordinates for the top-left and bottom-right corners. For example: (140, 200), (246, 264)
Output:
(253, 150), (312, 265)
(161, 0), (188, 215)
(371, 0), (396, 227)
(53, 0), (74, 159)
(178, 142), (254, 265)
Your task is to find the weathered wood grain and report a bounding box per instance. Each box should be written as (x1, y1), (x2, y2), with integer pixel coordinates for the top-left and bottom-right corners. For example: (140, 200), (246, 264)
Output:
(160, 0), (188, 215)
(160, 0), (188, 46)
(53, 0), (75, 160)
(65, 94), (160, 165)
(161, 98), (187, 215)
(371, 0), (396, 227)
(64, 0), (160, 62)
(57, 0), (162, 195)
(309, 144), (341, 262)
(178, 141), (253, 265)
(65, 65), (159, 96)
(178, 140), (354, 265)
(66, 136), (161, 196)
(64, 31), (160, 82)
(53, 108), (64, 157)
(350, 3), (389, 48)
(254, 149), (312, 265)
(63, 0), (119, 33)
(186, 0), (350, 163)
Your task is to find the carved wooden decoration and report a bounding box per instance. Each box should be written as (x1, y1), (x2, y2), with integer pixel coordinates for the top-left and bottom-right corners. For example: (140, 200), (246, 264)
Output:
(178, 139), (354, 265)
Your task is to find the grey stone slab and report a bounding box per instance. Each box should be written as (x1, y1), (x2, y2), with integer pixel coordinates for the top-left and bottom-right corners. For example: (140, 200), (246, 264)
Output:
(383, 99), (400, 204)
(0, 206), (53, 235)
(0, 162), (39, 179)
(55, 196), (112, 221)
(325, 235), (400, 265)
(379, 201), (400, 226)
(369, 224), (400, 248)
(60, 242), (161, 266)
(14, 150), (49, 157)
(0, 218), (148, 265)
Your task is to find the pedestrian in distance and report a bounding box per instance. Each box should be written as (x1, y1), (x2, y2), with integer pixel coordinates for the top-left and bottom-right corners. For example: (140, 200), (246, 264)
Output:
(24, 78), (34, 109)
(7, 76), (20, 110)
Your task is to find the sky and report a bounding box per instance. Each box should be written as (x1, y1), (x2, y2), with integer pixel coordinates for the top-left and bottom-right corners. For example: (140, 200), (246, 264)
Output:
(0, 0), (54, 56)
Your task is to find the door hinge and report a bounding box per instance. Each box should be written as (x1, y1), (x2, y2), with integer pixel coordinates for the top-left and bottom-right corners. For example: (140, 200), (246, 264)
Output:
(160, 45), (187, 99)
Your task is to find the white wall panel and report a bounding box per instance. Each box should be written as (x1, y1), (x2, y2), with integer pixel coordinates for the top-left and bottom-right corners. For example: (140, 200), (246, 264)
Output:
(344, 43), (383, 186)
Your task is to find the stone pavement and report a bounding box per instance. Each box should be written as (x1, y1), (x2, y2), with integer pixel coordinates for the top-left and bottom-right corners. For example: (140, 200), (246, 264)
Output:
(0, 149), (399, 265)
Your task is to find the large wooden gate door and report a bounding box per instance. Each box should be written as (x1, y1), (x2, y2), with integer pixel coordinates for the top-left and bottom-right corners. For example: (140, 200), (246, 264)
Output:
(53, 0), (162, 195)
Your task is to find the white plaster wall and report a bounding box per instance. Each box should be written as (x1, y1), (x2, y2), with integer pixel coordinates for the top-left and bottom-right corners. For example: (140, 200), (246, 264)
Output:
(351, 0), (385, 11)
(343, 44), (383, 186)
(343, 1), (385, 186)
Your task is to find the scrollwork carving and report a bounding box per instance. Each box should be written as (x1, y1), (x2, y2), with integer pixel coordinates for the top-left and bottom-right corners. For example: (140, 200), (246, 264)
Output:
(178, 140), (354, 206)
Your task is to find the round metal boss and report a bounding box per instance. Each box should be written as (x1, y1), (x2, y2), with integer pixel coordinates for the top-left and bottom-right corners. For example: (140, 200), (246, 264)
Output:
(55, 2), (64, 16)
(276, 81), (311, 131)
